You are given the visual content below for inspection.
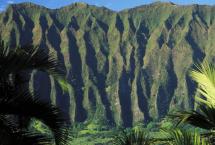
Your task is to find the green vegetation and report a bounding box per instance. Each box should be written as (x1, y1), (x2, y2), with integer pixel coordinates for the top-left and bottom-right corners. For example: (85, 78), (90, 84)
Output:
(112, 128), (155, 145)
(69, 60), (215, 144)
(172, 61), (215, 144)
(1, 2), (213, 126)
(0, 41), (69, 144)
(162, 128), (210, 145)
(2, 1), (215, 144)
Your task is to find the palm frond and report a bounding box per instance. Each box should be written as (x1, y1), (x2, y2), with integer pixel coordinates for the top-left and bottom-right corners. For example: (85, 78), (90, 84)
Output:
(0, 44), (62, 76)
(169, 61), (215, 144)
(4, 132), (52, 145)
(112, 128), (155, 145)
(0, 89), (70, 145)
(0, 115), (52, 145)
(0, 40), (71, 144)
(171, 61), (215, 129)
(0, 42), (69, 91)
(162, 128), (210, 145)
(170, 109), (215, 130)
(190, 61), (215, 107)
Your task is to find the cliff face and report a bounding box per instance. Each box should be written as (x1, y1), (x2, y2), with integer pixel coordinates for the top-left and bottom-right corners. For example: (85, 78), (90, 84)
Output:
(1, 2), (215, 127)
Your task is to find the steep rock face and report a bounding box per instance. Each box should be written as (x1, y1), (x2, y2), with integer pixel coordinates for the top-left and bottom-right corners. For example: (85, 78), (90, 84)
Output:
(1, 2), (215, 127)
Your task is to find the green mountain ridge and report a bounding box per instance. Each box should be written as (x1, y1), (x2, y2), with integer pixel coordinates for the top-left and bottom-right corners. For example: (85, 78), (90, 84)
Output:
(0, 2), (214, 127)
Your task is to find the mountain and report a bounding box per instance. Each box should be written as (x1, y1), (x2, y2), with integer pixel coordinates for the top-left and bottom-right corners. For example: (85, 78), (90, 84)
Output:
(0, 2), (215, 127)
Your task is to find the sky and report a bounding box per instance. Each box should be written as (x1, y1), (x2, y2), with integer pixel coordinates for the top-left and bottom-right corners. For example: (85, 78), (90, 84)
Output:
(1, 0), (215, 12)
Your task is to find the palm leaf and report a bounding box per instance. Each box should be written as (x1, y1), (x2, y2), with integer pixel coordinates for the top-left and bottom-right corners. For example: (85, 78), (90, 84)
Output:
(0, 44), (62, 76)
(172, 61), (215, 129)
(0, 115), (52, 145)
(0, 40), (70, 144)
(162, 128), (210, 145)
(0, 89), (70, 145)
(0, 42), (69, 91)
(169, 61), (215, 144)
(112, 128), (155, 145)
(170, 108), (215, 130)
(189, 61), (215, 107)
(1, 132), (52, 145)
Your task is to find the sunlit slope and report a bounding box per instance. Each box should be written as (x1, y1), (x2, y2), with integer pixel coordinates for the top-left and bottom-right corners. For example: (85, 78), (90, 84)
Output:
(0, 2), (215, 127)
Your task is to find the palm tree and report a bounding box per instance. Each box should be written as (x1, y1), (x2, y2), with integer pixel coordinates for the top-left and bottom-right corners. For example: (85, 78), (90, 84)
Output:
(112, 128), (155, 145)
(172, 61), (215, 144)
(0, 40), (70, 145)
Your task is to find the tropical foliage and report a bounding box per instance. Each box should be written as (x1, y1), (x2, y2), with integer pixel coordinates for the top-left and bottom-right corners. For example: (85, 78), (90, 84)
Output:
(172, 61), (215, 144)
(112, 61), (215, 145)
(0, 40), (69, 145)
(112, 128), (155, 145)
(162, 128), (210, 145)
